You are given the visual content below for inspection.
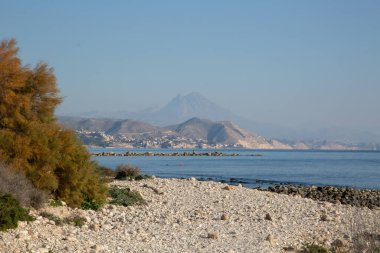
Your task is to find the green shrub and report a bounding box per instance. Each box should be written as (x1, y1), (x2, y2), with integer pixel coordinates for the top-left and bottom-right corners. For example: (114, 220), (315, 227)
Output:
(49, 199), (63, 207)
(81, 197), (101, 211)
(299, 244), (331, 253)
(0, 163), (46, 209)
(135, 174), (153, 181)
(115, 165), (141, 180)
(63, 215), (86, 227)
(39, 212), (86, 227)
(108, 186), (145, 207)
(40, 211), (62, 225)
(0, 193), (34, 231)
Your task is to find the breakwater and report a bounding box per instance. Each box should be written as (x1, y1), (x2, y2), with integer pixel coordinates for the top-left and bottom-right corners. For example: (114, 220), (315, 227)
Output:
(92, 151), (262, 157)
(265, 185), (380, 209)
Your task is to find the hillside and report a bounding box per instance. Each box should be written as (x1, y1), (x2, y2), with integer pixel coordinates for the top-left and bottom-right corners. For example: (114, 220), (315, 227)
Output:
(59, 117), (174, 138)
(139, 92), (241, 126)
(169, 118), (291, 149)
(59, 116), (291, 149)
(60, 93), (380, 144)
(59, 116), (370, 150)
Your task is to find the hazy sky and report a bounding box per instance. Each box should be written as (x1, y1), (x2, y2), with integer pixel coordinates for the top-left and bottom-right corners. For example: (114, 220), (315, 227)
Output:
(1, 0), (379, 131)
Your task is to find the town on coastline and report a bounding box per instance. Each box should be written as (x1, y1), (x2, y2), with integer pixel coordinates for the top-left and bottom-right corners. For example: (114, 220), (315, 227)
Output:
(67, 117), (377, 150)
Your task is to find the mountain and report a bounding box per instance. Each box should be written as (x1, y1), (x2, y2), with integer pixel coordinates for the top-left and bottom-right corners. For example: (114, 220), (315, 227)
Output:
(169, 117), (292, 149)
(59, 116), (292, 149)
(59, 117), (173, 138)
(62, 92), (268, 132)
(59, 93), (380, 144)
(136, 92), (242, 126)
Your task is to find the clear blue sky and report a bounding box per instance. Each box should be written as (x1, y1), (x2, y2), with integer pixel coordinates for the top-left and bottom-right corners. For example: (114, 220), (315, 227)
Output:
(1, 0), (379, 132)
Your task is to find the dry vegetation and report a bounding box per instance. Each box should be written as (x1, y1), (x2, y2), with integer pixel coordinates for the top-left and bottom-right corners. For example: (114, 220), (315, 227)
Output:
(0, 163), (45, 209)
(0, 37), (108, 231)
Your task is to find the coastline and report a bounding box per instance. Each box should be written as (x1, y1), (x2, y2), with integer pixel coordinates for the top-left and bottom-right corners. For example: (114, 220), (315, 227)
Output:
(87, 145), (379, 151)
(1, 178), (379, 253)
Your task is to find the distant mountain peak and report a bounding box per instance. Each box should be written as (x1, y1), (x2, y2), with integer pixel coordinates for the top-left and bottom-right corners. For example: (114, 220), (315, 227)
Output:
(184, 117), (207, 123)
(140, 92), (237, 126)
(185, 91), (203, 98)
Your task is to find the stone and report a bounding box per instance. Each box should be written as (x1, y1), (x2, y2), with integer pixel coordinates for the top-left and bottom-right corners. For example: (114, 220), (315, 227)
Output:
(265, 213), (273, 221)
(320, 214), (331, 221)
(102, 224), (113, 230)
(16, 230), (29, 239)
(207, 233), (219, 240)
(223, 186), (234, 191)
(91, 244), (108, 251)
(283, 246), (296, 252)
(63, 236), (78, 242)
(221, 214), (230, 221)
(266, 234), (276, 245)
(332, 238), (349, 248)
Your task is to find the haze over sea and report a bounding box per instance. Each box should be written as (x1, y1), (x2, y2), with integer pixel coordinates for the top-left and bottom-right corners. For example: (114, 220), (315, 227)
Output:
(91, 148), (380, 190)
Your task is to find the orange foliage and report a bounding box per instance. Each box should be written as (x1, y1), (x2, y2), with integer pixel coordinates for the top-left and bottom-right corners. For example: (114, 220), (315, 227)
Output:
(0, 39), (106, 207)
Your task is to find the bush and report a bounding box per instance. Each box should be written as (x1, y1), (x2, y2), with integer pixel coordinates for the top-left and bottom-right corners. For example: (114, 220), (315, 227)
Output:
(135, 174), (153, 181)
(81, 197), (101, 211)
(347, 210), (380, 253)
(39, 212), (86, 227)
(299, 244), (331, 253)
(97, 165), (116, 183)
(49, 199), (63, 207)
(40, 211), (62, 225)
(0, 163), (46, 209)
(115, 165), (141, 180)
(108, 186), (145, 207)
(0, 39), (107, 208)
(0, 193), (34, 231)
(63, 215), (86, 227)
(97, 165), (116, 178)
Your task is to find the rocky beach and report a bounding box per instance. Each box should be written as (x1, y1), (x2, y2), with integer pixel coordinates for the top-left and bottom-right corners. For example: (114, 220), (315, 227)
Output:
(1, 178), (379, 253)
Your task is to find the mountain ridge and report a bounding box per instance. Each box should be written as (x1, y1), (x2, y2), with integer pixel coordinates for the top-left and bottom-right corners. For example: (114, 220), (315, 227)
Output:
(59, 116), (291, 149)
(59, 92), (380, 144)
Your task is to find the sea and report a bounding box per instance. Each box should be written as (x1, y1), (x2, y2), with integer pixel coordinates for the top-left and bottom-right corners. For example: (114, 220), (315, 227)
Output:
(90, 148), (380, 190)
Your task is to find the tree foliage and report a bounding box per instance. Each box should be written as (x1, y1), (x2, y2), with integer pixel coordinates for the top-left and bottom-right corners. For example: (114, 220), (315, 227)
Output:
(0, 39), (107, 207)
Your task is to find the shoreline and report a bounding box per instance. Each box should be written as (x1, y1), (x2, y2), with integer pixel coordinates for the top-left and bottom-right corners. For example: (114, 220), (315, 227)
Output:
(88, 146), (380, 152)
(192, 177), (380, 209)
(91, 151), (263, 157)
(1, 178), (379, 252)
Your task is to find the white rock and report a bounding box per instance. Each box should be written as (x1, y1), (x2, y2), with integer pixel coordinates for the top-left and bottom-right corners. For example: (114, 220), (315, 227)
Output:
(37, 248), (49, 253)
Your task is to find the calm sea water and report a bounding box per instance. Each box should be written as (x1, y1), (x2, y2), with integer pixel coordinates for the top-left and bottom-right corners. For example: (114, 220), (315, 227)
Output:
(90, 148), (380, 189)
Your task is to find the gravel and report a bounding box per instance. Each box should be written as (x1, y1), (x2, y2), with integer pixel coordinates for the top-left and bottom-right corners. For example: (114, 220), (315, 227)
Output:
(1, 178), (379, 253)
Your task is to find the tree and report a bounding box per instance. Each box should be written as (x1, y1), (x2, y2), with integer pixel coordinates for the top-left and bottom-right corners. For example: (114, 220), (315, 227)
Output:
(0, 39), (107, 207)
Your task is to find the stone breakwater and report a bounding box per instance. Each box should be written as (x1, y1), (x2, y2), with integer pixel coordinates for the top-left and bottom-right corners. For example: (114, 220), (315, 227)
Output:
(265, 185), (380, 209)
(92, 151), (262, 157)
(1, 178), (379, 253)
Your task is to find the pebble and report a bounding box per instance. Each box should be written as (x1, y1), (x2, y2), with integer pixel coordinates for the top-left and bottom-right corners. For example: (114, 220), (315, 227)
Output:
(266, 234), (276, 245)
(265, 213), (273, 221)
(223, 186), (234, 191)
(221, 214), (230, 221)
(1, 178), (379, 253)
(207, 233), (219, 240)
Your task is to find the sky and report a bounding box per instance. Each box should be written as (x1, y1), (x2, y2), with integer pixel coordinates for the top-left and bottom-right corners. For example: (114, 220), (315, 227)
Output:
(1, 0), (380, 133)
